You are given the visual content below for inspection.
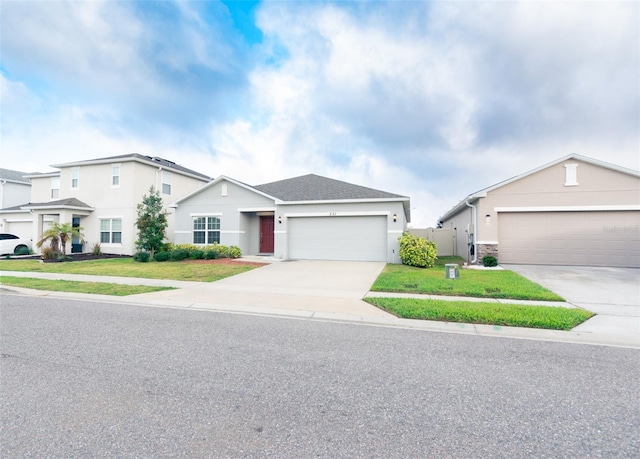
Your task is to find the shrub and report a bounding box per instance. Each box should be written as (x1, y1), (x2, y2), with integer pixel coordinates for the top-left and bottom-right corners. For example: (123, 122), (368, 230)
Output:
(483, 256), (498, 267)
(398, 232), (438, 268)
(170, 249), (189, 261)
(228, 246), (242, 259)
(91, 242), (102, 256)
(41, 247), (58, 260)
(189, 250), (204, 260)
(133, 251), (151, 263)
(153, 251), (170, 262)
(204, 250), (218, 260)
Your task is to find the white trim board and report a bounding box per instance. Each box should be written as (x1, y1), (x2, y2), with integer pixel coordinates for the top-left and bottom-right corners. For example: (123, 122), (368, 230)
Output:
(495, 205), (640, 213)
(284, 211), (390, 218)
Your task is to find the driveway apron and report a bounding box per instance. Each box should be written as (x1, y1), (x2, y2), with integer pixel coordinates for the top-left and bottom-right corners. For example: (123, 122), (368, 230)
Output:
(128, 260), (392, 318)
(504, 264), (640, 336)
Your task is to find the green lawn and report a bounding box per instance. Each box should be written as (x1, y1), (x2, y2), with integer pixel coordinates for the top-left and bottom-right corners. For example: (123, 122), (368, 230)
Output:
(371, 257), (564, 301)
(365, 297), (592, 331)
(0, 276), (174, 296)
(0, 258), (261, 282)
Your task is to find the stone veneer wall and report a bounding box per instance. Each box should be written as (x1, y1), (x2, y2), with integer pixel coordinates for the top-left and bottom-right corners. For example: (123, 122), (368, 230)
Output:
(476, 243), (499, 264)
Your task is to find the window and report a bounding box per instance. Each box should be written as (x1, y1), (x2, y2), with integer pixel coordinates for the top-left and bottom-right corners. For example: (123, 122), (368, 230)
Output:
(51, 177), (60, 199)
(71, 168), (79, 189)
(112, 165), (120, 186)
(193, 216), (220, 244)
(100, 218), (122, 244)
(162, 171), (171, 195)
(564, 163), (578, 186)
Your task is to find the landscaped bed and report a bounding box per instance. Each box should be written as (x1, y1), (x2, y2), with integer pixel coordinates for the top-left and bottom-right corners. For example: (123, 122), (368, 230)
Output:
(365, 297), (593, 331)
(371, 257), (564, 301)
(0, 258), (266, 282)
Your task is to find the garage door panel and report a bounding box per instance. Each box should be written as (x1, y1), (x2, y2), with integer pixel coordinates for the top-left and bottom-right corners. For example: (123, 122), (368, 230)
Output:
(498, 211), (640, 268)
(288, 216), (387, 262)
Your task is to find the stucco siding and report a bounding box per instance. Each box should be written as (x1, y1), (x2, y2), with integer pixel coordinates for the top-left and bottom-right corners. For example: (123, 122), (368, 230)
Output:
(172, 180), (275, 253)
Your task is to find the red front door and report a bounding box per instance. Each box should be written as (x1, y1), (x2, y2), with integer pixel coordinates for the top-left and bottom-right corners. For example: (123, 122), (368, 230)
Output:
(260, 216), (275, 253)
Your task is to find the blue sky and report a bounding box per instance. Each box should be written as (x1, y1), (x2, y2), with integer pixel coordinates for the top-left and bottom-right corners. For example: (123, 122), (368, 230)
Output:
(1, 0), (638, 226)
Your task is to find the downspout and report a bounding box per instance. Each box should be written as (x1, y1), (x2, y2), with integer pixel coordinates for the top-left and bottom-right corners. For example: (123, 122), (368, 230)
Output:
(465, 199), (477, 264)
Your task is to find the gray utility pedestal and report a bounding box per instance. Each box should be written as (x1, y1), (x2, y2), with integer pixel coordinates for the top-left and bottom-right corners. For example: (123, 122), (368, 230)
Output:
(445, 263), (460, 279)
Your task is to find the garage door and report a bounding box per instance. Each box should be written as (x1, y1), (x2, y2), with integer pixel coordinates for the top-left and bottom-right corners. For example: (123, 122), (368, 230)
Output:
(498, 211), (640, 267)
(288, 216), (387, 262)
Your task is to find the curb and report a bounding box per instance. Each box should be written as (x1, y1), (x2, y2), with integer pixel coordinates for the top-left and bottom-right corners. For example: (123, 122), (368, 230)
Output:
(2, 285), (639, 350)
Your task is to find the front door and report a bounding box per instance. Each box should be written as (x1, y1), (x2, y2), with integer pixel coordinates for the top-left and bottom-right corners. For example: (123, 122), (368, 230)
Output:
(259, 216), (275, 253)
(71, 217), (82, 253)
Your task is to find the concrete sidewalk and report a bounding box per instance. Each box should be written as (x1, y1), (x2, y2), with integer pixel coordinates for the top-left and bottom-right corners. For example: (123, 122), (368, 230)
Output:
(2, 263), (639, 349)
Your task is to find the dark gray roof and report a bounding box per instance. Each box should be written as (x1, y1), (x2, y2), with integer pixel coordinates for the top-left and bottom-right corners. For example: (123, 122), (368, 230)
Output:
(254, 174), (407, 202)
(22, 198), (93, 210)
(52, 154), (212, 180)
(0, 168), (32, 183)
(0, 203), (31, 212)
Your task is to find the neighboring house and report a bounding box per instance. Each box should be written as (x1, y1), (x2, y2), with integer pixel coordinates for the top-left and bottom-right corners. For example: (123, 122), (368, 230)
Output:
(439, 154), (640, 268)
(0, 168), (33, 237)
(171, 174), (410, 263)
(0, 154), (211, 255)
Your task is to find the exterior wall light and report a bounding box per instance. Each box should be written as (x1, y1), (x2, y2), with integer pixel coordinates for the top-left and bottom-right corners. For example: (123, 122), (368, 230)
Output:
(278, 216), (282, 224)
(393, 213), (397, 223)
(485, 214), (491, 224)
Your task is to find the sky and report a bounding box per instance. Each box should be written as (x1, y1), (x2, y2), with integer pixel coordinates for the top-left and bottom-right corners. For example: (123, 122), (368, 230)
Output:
(1, 0), (638, 227)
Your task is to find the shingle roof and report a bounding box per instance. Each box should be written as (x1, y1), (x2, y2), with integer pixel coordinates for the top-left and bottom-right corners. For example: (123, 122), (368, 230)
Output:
(0, 168), (32, 184)
(22, 198), (93, 210)
(51, 154), (212, 180)
(254, 174), (407, 202)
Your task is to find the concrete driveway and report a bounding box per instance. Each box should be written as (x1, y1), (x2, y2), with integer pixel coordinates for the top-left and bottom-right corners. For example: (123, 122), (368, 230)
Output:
(130, 260), (392, 318)
(504, 265), (640, 336)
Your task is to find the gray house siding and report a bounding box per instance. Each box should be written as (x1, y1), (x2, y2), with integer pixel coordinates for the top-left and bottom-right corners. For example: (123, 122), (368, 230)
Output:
(172, 180), (274, 254)
(172, 176), (409, 263)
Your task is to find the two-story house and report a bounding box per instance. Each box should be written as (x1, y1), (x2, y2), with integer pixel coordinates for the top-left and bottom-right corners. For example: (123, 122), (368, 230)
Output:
(0, 154), (211, 255)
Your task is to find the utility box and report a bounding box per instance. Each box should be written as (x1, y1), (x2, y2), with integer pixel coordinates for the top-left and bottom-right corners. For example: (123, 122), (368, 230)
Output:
(445, 263), (460, 279)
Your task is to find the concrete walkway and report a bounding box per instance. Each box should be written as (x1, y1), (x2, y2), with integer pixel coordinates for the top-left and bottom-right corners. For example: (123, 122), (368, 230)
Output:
(2, 260), (639, 349)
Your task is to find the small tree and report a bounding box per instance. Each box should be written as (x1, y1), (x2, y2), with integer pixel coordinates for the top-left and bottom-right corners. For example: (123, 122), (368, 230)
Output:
(37, 222), (85, 258)
(135, 186), (168, 259)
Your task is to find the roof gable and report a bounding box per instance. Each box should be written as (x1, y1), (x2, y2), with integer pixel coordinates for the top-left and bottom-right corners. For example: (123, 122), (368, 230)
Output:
(439, 154), (640, 221)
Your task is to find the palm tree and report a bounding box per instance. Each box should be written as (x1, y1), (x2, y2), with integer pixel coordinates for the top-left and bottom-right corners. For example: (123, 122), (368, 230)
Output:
(37, 222), (85, 258)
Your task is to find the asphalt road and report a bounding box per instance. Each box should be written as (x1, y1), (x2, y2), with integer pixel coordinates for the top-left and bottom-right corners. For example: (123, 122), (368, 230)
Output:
(2, 295), (639, 458)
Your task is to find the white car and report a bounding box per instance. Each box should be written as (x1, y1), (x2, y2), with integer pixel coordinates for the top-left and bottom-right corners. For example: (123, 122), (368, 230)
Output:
(0, 233), (33, 255)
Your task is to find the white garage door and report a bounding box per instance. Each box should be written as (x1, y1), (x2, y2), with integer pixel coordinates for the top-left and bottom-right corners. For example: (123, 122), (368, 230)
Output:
(288, 216), (387, 262)
(498, 211), (640, 267)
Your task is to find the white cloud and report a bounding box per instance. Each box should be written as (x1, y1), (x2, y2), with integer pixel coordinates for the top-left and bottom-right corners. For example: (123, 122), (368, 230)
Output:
(1, 0), (637, 228)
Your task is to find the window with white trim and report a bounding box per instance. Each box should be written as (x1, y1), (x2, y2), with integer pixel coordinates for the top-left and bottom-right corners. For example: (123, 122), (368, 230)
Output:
(112, 165), (120, 186)
(71, 168), (79, 189)
(162, 171), (171, 195)
(100, 218), (122, 244)
(193, 216), (220, 244)
(51, 177), (60, 199)
(564, 163), (578, 186)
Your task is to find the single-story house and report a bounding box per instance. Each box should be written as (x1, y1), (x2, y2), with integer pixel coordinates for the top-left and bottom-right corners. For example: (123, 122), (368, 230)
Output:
(170, 174), (410, 263)
(439, 154), (640, 268)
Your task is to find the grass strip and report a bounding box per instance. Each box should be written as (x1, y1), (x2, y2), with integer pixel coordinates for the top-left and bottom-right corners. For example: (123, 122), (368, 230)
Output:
(371, 257), (564, 301)
(0, 258), (259, 282)
(365, 297), (593, 330)
(0, 276), (175, 296)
